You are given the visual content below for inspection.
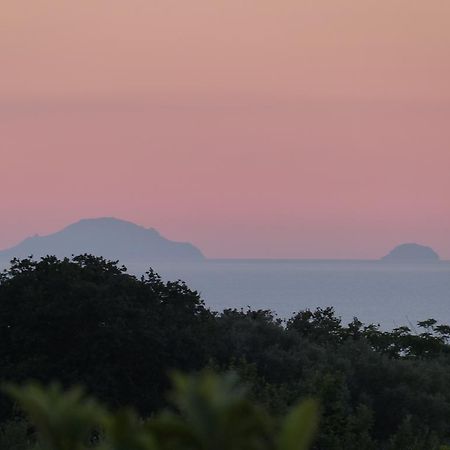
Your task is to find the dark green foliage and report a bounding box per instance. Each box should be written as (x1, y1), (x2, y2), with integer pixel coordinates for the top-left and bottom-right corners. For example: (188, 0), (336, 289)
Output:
(0, 256), (214, 419)
(151, 371), (274, 450)
(4, 372), (319, 450)
(4, 383), (104, 450)
(0, 419), (31, 450)
(1, 255), (450, 449)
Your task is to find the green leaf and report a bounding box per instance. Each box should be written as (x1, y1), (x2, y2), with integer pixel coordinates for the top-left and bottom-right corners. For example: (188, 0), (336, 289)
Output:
(105, 409), (157, 450)
(278, 399), (319, 450)
(4, 383), (106, 450)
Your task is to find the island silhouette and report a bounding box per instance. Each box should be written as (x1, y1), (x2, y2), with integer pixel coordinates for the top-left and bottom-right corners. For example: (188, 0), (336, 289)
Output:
(0, 217), (204, 262)
(381, 243), (440, 262)
(0, 222), (442, 264)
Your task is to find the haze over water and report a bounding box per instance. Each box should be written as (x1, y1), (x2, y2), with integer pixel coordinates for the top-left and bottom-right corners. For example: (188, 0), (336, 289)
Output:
(1, 216), (448, 329)
(126, 259), (450, 329)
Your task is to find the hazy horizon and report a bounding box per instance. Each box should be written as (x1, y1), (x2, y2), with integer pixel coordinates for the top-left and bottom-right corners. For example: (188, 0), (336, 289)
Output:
(0, 216), (447, 261)
(1, 1), (449, 259)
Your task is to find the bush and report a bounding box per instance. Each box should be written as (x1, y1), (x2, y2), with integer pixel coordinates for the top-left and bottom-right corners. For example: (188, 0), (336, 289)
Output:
(4, 372), (319, 450)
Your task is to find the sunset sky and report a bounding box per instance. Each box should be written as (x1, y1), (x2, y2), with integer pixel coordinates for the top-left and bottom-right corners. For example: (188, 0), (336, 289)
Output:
(1, 0), (449, 258)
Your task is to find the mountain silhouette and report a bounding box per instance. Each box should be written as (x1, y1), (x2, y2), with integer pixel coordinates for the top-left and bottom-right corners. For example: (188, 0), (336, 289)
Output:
(0, 218), (204, 262)
(381, 243), (440, 262)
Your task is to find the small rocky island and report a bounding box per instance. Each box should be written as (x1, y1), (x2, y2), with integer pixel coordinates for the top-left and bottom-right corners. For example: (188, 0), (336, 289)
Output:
(382, 243), (440, 262)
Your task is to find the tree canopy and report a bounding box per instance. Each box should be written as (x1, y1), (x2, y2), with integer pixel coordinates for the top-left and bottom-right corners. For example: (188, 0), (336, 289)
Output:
(1, 255), (450, 449)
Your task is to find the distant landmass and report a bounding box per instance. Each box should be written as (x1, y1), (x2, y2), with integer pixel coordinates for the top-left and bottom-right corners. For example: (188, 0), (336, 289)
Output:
(382, 243), (440, 262)
(0, 218), (204, 262)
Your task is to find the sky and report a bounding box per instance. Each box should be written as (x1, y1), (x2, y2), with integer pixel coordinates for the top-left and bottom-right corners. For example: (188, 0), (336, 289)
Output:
(1, 0), (449, 259)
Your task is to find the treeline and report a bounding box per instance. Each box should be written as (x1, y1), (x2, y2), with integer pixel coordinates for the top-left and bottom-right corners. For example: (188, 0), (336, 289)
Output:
(1, 255), (450, 449)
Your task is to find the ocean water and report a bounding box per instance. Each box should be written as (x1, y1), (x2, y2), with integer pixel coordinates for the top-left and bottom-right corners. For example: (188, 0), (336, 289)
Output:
(127, 259), (450, 329)
(1, 258), (449, 329)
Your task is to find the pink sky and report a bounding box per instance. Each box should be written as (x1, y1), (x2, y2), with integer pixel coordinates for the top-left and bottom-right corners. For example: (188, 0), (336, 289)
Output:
(1, 0), (449, 258)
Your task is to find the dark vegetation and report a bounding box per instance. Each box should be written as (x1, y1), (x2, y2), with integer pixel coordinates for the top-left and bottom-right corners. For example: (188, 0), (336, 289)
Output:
(3, 372), (318, 450)
(1, 255), (450, 449)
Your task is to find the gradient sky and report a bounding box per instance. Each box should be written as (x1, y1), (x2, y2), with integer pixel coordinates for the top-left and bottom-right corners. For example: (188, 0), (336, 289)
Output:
(1, 0), (449, 258)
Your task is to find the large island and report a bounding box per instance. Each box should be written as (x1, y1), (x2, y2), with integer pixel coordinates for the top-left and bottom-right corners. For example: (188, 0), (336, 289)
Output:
(0, 217), (204, 263)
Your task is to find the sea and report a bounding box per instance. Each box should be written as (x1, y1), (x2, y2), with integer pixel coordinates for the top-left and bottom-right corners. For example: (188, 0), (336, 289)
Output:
(127, 259), (450, 329)
(1, 258), (449, 330)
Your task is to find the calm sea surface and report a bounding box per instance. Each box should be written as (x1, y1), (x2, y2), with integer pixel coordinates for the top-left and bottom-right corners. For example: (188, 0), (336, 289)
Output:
(127, 259), (450, 329)
(1, 258), (448, 329)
